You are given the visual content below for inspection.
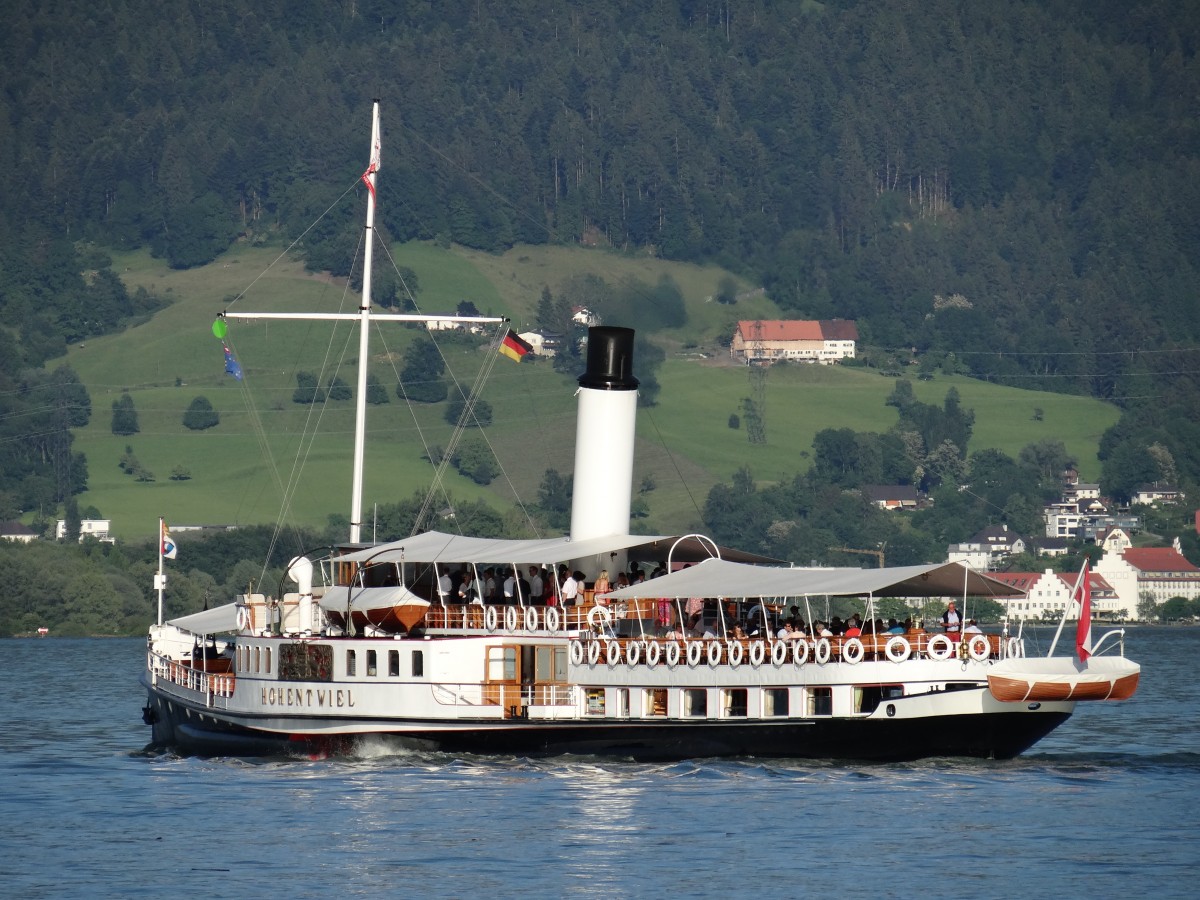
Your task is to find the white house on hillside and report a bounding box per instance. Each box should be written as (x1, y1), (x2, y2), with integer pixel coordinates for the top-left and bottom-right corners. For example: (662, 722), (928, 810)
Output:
(729, 319), (858, 364)
(55, 518), (113, 543)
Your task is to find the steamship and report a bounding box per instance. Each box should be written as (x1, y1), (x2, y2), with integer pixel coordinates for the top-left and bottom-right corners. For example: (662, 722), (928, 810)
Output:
(140, 103), (1139, 761)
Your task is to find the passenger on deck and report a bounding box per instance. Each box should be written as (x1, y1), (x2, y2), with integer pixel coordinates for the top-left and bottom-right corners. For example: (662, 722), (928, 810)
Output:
(814, 621), (833, 638)
(593, 569), (611, 605)
(438, 570), (453, 601)
(561, 568), (580, 605)
(887, 618), (905, 634)
(528, 566), (544, 604)
(483, 568), (497, 603)
(731, 624), (747, 640)
(964, 619), (982, 634)
(502, 570), (517, 602)
(942, 601), (961, 634)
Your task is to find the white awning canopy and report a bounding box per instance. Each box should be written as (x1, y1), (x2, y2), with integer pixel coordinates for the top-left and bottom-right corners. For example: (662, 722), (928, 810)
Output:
(334, 530), (776, 567)
(167, 602), (239, 634)
(603, 559), (1022, 600)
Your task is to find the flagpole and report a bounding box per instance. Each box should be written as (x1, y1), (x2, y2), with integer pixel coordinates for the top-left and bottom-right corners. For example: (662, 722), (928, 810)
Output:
(155, 517), (165, 626)
(1048, 558), (1088, 657)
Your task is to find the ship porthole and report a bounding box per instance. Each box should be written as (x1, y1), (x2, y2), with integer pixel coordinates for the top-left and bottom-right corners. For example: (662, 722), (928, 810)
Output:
(1027, 702), (1041, 710)
(886, 704), (896, 717)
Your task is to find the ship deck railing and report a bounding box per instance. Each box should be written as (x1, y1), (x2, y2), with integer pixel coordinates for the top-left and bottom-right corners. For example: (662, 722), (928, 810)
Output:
(147, 649), (236, 708)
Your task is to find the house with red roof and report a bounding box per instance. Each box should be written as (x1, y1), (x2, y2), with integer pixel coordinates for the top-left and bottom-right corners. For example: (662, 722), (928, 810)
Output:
(988, 569), (1120, 622)
(730, 319), (858, 365)
(1095, 544), (1200, 619)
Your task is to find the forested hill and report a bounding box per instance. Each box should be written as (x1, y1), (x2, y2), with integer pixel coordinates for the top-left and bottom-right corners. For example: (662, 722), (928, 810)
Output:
(2, 0), (1199, 512)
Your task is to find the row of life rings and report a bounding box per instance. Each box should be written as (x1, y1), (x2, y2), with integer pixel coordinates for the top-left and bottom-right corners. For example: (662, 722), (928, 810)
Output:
(482, 604), (562, 633)
(564, 633), (1003, 668)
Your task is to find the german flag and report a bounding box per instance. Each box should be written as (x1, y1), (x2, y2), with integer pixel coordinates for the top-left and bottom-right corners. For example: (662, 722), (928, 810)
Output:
(499, 329), (533, 362)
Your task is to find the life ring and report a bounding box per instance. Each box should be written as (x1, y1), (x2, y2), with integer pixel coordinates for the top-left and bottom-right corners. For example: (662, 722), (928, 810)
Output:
(792, 639), (809, 666)
(842, 637), (864, 664)
(968, 634), (990, 662)
(645, 640), (661, 667)
(707, 640), (722, 667)
(545, 607), (561, 632)
(665, 641), (681, 667)
(749, 640), (766, 667)
(504, 606), (518, 632)
(885, 635), (912, 663)
(588, 605), (612, 630)
(814, 638), (831, 665)
(928, 633), (954, 661)
(524, 606), (539, 631)
(687, 641), (703, 667)
(727, 641), (744, 667)
(771, 640), (787, 667)
(484, 605), (498, 632)
(569, 640), (585, 666)
(588, 639), (602, 665)
(236, 606), (249, 631)
(607, 640), (621, 666)
(626, 641), (641, 666)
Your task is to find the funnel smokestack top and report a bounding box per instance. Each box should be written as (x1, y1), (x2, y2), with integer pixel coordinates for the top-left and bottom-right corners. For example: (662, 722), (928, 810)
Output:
(578, 326), (639, 391)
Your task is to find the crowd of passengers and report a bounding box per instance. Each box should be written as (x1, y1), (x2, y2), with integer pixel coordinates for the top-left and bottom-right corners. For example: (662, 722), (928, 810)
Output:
(434, 560), (671, 608)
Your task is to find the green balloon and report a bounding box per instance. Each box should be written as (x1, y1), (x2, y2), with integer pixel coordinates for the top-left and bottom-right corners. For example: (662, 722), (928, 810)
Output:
(212, 318), (228, 339)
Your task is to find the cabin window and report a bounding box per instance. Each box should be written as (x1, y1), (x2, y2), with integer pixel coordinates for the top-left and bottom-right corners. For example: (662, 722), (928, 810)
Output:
(684, 689), (708, 718)
(723, 688), (748, 718)
(263, 647), (271, 674)
(346, 649), (357, 677)
(763, 688), (788, 717)
(535, 646), (568, 682)
(367, 649), (378, 677)
(388, 650), (400, 677)
(808, 687), (832, 717)
(237, 645), (245, 671)
(253, 646), (261, 673)
(855, 685), (903, 715)
(614, 688), (630, 717)
(412, 650), (424, 678)
(487, 647), (517, 681)
(586, 688), (606, 715)
(645, 688), (668, 717)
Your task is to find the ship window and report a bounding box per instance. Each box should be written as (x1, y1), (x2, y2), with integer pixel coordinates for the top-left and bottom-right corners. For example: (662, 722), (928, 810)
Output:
(586, 688), (605, 715)
(808, 687), (832, 717)
(366, 649), (377, 676)
(856, 684), (903, 714)
(253, 646), (261, 673)
(264, 647), (271, 673)
(684, 689), (707, 717)
(764, 688), (788, 717)
(723, 688), (748, 718)
(412, 650), (424, 678)
(614, 688), (629, 717)
(487, 647), (517, 681)
(346, 649), (356, 677)
(645, 688), (668, 717)
(389, 650), (400, 677)
(535, 646), (569, 682)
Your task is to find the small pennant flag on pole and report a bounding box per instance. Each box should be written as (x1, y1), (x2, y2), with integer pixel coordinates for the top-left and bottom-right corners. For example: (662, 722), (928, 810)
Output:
(223, 343), (243, 380)
(499, 329), (533, 363)
(161, 522), (178, 560)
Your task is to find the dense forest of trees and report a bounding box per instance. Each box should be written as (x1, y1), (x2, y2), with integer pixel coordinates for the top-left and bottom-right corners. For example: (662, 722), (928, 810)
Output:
(1, 1), (1199, 631)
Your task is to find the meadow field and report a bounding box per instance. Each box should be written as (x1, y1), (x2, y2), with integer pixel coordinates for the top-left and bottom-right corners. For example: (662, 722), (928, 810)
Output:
(62, 241), (1118, 540)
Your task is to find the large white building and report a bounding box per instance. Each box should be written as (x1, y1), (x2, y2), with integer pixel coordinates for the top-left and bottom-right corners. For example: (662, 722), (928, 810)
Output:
(1095, 544), (1200, 619)
(989, 569), (1120, 621)
(730, 319), (858, 364)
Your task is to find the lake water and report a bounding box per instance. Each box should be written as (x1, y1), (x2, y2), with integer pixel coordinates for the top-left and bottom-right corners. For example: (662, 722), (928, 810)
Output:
(1, 628), (1197, 898)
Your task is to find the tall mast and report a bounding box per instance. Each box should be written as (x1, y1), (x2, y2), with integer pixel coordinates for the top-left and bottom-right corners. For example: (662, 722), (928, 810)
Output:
(350, 100), (382, 544)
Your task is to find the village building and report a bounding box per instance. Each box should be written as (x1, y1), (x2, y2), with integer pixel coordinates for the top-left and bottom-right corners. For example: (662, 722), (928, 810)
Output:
(55, 518), (114, 543)
(1095, 543), (1200, 619)
(947, 524), (1026, 571)
(1131, 483), (1184, 506)
(0, 521), (39, 543)
(860, 484), (921, 511)
(989, 569), (1120, 621)
(517, 330), (563, 357)
(729, 319), (858, 365)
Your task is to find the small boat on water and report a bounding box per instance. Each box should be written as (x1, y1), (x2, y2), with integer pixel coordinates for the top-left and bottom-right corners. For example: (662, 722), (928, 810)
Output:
(140, 102), (1139, 761)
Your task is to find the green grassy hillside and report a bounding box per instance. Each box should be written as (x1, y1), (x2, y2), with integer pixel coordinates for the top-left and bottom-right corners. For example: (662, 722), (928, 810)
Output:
(61, 242), (1118, 539)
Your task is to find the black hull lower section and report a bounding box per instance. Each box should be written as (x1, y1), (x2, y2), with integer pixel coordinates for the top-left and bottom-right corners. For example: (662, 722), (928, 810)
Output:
(143, 691), (1069, 762)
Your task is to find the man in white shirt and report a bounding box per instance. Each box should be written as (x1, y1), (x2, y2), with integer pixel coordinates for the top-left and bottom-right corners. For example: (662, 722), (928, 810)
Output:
(561, 570), (579, 605)
(528, 566), (544, 604)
